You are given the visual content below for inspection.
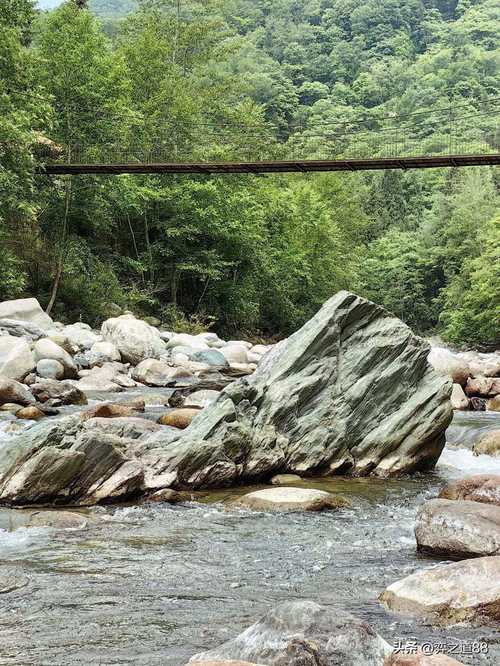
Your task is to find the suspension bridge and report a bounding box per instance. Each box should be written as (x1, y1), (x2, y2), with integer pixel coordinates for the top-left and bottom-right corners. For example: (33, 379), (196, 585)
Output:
(39, 98), (500, 175)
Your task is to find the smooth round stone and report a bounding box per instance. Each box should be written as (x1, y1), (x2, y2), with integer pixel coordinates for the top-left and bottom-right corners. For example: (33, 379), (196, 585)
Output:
(231, 487), (349, 512)
(36, 358), (65, 380)
(271, 473), (303, 485)
(473, 430), (500, 456)
(158, 408), (202, 429)
(190, 349), (228, 368)
(16, 405), (45, 420)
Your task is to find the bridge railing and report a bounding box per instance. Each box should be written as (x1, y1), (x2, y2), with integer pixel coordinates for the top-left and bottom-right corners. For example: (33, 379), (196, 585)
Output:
(42, 97), (500, 166)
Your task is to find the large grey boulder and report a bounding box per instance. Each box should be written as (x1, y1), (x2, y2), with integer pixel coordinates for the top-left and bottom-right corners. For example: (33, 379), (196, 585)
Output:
(189, 600), (392, 666)
(415, 498), (500, 558)
(0, 298), (53, 330)
(101, 314), (166, 364)
(142, 291), (452, 489)
(0, 336), (35, 381)
(379, 556), (500, 626)
(61, 323), (101, 351)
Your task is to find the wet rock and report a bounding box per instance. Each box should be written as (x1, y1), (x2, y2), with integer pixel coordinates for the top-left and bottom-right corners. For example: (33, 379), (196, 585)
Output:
(148, 488), (191, 503)
(0, 335), (35, 380)
(15, 406), (45, 421)
(439, 475), (500, 506)
(0, 378), (35, 406)
(81, 403), (140, 420)
(101, 314), (166, 364)
(271, 473), (303, 485)
(132, 359), (189, 386)
(385, 652), (465, 665)
(158, 408), (201, 429)
(231, 487), (349, 512)
(0, 318), (45, 341)
(33, 338), (77, 378)
(144, 291), (452, 490)
(31, 379), (87, 405)
(36, 358), (65, 380)
(83, 416), (161, 440)
(183, 389), (220, 409)
(379, 556), (500, 626)
(0, 298), (53, 330)
(17, 509), (89, 529)
(473, 430), (500, 457)
(189, 600), (392, 665)
(428, 348), (470, 387)
(87, 340), (121, 366)
(487, 396), (500, 412)
(415, 498), (500, 558)
(450, 384), (468, 410)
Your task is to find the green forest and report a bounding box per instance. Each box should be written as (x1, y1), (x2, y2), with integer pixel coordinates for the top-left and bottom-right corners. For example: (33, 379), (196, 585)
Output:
(1, 0), (499, 345)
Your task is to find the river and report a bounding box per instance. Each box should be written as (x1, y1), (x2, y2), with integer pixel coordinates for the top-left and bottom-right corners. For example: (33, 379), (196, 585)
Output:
(0, 411), (499, 665)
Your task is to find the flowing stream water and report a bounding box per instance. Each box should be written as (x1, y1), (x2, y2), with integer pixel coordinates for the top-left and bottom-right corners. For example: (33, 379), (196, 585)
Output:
(0, 410), (499, 665)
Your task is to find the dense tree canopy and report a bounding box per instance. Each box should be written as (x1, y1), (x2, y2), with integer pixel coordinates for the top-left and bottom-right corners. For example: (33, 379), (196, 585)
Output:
(1, 0), (499, 345)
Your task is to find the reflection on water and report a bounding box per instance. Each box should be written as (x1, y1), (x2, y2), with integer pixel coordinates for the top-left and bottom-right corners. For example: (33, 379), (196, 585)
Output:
(0, 412), (499, 665)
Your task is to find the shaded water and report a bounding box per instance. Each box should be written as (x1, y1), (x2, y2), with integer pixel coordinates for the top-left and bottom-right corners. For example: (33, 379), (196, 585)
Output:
(1, 412), (500, 665)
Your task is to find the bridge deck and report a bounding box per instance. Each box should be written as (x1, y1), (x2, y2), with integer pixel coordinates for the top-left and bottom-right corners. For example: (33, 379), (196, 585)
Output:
(40, 153), (500, 175)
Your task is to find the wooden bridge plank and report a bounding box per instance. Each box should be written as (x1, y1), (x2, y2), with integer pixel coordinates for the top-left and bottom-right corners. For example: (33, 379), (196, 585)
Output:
(39, 154), (500, 175)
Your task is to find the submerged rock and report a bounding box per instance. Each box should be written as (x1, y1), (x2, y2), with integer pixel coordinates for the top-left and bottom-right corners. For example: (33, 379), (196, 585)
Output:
(439, 475), (500, 506)
(379, 556), (500, 626)
(231, 487), (348, 512)
(80, 403), (140, 420)
(415, 498), (500, 558)
(271, 473), (303, 485)
(189, 600), (392, 665)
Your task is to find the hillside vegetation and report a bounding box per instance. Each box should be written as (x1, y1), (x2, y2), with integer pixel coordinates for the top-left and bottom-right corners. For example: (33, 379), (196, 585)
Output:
(1, 0), (498, 344)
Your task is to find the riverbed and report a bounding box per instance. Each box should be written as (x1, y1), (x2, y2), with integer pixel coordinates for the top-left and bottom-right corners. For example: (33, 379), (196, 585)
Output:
(0, 411), (499, 665)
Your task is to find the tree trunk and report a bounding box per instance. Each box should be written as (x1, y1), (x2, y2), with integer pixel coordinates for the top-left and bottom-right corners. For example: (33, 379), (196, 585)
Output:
(46, 176), (71, 315)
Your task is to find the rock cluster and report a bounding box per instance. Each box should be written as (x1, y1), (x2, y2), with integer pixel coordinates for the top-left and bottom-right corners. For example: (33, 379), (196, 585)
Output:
(381, 473), (500, 627)
(0, 292), (453, 505)
(428, 347), (500, 412)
